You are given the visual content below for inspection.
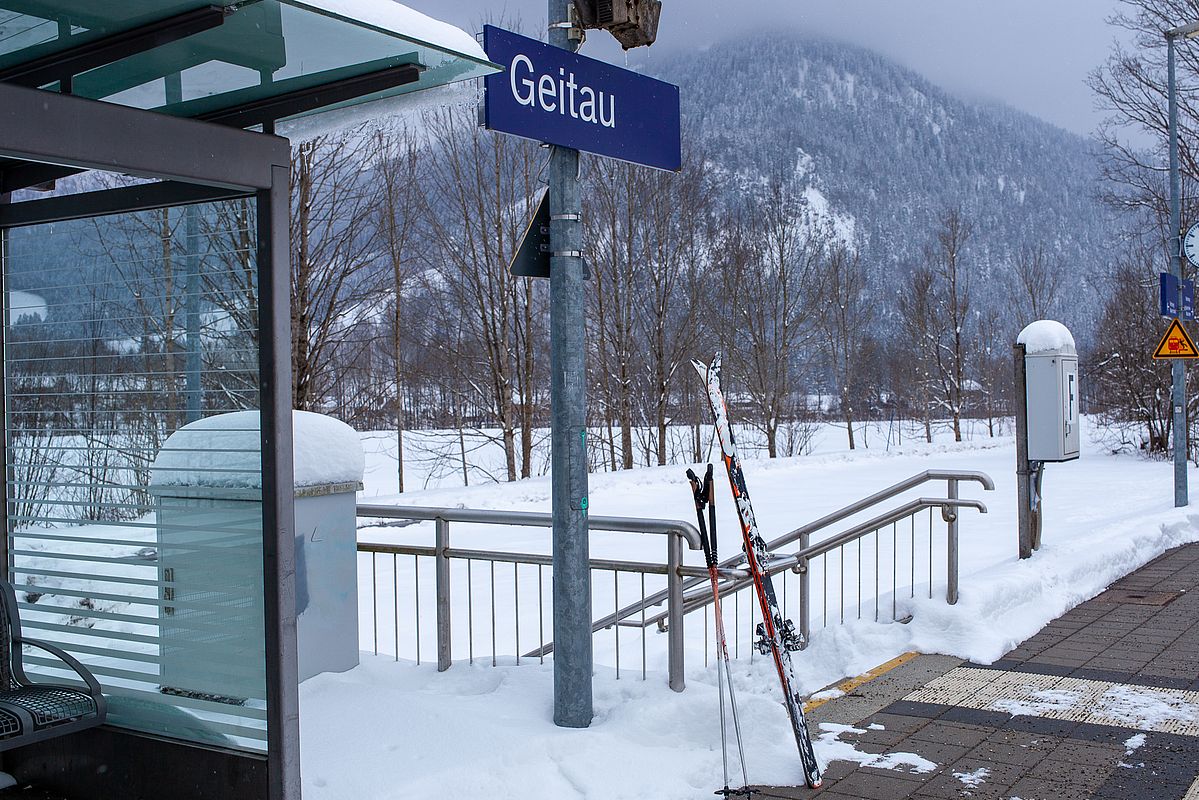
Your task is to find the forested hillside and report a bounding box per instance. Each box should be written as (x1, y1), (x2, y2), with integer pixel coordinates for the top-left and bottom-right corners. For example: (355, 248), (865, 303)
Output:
(649, 32), (1110, 331)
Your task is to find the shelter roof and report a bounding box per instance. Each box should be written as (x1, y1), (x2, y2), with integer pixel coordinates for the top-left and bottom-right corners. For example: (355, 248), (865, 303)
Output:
(0, 1), (497, 128)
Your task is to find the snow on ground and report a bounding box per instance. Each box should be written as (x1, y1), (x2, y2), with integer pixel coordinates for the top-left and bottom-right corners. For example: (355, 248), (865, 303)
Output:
(812, 723), (937, 774)
(953, 767), (991, 788)
(294, 416), (1199, 799)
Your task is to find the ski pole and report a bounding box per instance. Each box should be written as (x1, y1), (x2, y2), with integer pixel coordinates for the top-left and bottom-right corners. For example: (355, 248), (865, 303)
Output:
(687, 466), (751, 797)
(704, 465), (751, 795)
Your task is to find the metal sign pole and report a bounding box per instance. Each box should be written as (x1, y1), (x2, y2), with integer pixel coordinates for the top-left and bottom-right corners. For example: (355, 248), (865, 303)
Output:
(1169, 33), (1190, 507)
(548, 0), (592, 729)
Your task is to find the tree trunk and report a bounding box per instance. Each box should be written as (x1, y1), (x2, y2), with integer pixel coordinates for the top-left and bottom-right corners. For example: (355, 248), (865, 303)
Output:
(655, 374), (667, 466)
(393, 297), (405, 493)
(606, 413), (617, 472)
(503, 423), (517, 483)
(619, 358), (633, 470)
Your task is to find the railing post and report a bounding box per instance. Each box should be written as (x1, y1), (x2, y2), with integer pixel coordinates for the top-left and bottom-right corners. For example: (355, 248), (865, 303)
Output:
(946, 479), (959, 605)
(667, 531), (684, 692)
(435, 517), (451, 672)
(798, 531), (810, 649)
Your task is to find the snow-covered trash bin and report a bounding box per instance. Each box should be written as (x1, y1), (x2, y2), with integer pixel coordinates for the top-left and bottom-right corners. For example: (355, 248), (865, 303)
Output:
(150, 410), (365, 698)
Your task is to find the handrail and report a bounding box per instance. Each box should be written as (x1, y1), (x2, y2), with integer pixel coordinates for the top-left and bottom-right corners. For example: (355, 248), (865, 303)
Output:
(356, 503), (704, 551)
(355, 469), (992, 688)
(574, 470), (995, 641)
(766, 470), (994, 556)
(780, 497), (987, 568)
(356, 502), (701, 690)
(642, 496), (988, 627)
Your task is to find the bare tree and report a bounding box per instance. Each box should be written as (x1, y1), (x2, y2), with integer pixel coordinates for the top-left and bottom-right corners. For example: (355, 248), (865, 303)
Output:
(634, 146), (711, 465)
(201, 198), (259, 409)
(373, 126), (424, 492)
(723, 181), (824, 458)
(974, 307), (1009, 438)
(817, 243), (874, 449)
(926, 208), (974, 442)
(290, 129), (385, 411)
(1090, 261), (1175, 452)
(587, 158), (641, 469)
(1088, 0), (1199, 229)
(897, 267), (938, 443)
(421, 105), (544, 481)
(1008, 244), (1065, 323)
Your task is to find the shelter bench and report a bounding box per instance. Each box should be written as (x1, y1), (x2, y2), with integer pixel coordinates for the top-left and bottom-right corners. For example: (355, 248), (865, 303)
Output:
(0, 581), (106, 751)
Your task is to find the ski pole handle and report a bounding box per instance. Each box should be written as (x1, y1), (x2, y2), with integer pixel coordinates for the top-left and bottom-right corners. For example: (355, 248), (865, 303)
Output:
(705, 464), (717, 562)
(686, 467), (716, 567)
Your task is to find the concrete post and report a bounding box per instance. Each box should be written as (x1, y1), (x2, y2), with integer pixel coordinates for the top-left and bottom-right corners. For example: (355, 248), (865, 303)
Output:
(548, 0), (592, 728)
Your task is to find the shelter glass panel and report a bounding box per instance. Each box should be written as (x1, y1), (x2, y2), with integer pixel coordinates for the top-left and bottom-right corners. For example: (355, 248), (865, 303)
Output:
(0, 1), (494, 121)
(2, 197), (268, 752)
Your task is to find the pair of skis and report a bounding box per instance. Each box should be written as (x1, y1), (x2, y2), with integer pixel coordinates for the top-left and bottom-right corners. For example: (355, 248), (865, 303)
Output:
(689, 354), (823, 791)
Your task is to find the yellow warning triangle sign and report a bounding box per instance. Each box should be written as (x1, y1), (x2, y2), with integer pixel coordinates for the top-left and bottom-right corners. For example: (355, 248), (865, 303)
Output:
(1153, 319), (1199, 359)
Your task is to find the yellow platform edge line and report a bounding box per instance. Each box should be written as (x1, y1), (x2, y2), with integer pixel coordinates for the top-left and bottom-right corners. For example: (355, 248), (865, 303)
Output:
(803, 651), (920, 713)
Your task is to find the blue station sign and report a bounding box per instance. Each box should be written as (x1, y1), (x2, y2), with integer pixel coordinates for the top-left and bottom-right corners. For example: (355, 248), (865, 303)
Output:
(1162, 272), (1179, 318)
(482, 25), (681, 172)
(1161, 272), (1196, 320)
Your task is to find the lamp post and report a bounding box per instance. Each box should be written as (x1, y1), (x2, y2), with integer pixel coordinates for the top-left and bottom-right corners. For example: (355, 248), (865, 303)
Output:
(1166, 21), (1199, 507)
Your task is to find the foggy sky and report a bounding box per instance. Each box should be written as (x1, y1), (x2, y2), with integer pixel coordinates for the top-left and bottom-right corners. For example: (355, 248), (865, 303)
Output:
(405, 0), (1132, 139)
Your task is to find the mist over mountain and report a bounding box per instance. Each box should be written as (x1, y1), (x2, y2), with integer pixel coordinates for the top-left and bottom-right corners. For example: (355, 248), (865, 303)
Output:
(645, 31), (1112, 333)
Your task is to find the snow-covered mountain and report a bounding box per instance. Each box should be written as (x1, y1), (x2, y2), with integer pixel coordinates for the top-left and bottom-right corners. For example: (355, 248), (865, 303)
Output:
(646, 31), (1111, 326)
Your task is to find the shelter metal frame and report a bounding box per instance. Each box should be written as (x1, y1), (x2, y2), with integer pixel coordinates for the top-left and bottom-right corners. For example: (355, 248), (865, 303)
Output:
(0, 78), (298, 800)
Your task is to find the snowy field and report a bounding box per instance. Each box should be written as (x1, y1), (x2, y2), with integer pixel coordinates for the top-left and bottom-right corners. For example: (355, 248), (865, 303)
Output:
(297, 417), (1199, 799)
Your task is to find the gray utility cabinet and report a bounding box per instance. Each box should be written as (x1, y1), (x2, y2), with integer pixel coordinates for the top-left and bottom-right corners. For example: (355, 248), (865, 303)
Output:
(151, 479), (362, 701)
(1025, 350), (1080, 462)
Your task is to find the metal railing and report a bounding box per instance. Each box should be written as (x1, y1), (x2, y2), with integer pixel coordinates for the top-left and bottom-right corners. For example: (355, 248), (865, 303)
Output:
(355, 504), (705, 691)
(355, 469), (993, 689)
(587, 471), (992, 645)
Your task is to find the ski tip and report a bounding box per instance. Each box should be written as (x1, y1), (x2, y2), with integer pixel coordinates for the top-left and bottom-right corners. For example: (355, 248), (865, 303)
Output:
(691, 354), (722, 378)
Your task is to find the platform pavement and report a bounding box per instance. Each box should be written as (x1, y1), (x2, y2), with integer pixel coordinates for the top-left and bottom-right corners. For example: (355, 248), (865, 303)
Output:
(753, 542), (1199, 800)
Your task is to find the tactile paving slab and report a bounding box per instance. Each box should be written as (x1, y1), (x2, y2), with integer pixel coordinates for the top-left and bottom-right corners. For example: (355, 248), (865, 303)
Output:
(904, 666), (1199, 736)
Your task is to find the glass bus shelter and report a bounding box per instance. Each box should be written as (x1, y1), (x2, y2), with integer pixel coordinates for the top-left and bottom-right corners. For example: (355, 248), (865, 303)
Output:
(0, 3), (495, 799)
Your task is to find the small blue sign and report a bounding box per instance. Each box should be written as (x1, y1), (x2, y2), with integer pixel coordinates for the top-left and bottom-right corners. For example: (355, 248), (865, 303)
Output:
(482, 25), (681, 172)
(1162, 272), (1180, 317)
(1184, 279), (1195, 321)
